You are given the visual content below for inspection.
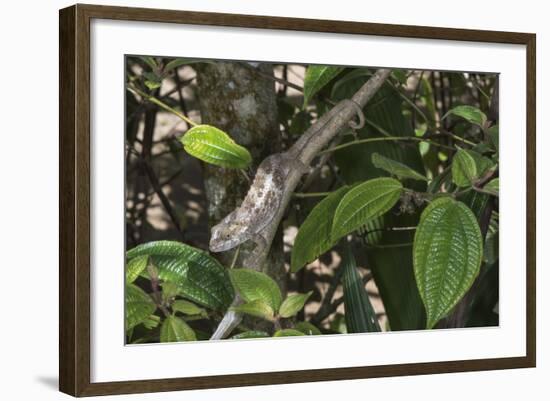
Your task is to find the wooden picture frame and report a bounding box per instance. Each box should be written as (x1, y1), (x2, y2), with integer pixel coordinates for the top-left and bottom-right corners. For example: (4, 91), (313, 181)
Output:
(59, 3), (536, 397)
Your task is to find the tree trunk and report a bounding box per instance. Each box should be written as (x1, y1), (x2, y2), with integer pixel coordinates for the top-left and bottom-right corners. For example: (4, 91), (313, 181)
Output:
(195, 62), (286, 293)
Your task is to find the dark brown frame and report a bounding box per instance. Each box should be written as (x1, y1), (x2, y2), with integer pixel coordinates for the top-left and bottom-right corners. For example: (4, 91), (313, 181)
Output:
(59, 3), (536, 397)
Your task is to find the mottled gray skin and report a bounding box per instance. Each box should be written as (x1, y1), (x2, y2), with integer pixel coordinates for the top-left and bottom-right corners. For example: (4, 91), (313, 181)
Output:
(209, 153), (307, 253)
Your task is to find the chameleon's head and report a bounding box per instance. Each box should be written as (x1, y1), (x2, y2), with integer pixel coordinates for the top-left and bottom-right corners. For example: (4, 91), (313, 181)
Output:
(209, 219), (244, 253)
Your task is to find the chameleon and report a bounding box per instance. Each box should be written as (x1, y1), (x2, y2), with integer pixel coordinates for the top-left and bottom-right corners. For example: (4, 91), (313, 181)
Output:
(209, 152), (308, 253)
(209, 99), (365, 254)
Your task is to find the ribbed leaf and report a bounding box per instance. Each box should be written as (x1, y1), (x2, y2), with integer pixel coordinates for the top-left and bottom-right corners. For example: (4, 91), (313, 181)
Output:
(294, 321), (322, 335)
(172, 300), (206, 316)
(126, 241), (234, 311)
(229, 269), (283, 312)
(341, 244), (381, 333)
(291, 186), (351, 273)
(125, 284), (156, 331)
(231, 330), (270, 340)
(180, 125), (252, 168)
(303, 65), (344, 107)
(443, 105), (487, 127)
(279, 292), (313, 318)
(413, 197), (483, 329)
(332, 178), (403, 241)
(126, 255), (148, 283)
(273, 329), (305, 337)
(160, 315), (197, 342)
(372, 152), (428, 182)
(230, 299), (274, 320)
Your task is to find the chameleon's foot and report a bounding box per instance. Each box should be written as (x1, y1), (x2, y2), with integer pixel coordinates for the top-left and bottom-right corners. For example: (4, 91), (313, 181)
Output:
(344, 99), (365, 130)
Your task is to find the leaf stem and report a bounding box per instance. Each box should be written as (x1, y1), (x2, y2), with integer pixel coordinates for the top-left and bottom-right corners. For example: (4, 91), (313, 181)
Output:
(319, 136), (455, 155)
(292, 191), (331, 198)
(128, 85), (197, 127)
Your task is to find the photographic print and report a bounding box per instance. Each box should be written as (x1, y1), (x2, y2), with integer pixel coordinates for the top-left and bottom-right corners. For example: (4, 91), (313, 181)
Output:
(124, 57), (500, 344)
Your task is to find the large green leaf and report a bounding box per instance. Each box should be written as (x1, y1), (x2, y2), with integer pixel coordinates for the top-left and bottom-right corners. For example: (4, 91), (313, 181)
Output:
(332, 178), (403, 241)
(126, 255), (148, 284)
(372, 152), (428, 182)
(230, 300), (274, 320)
(125, 284), (156, 331)
(413, 197), (483, 328)
(341, 244), (381, 333)
(126, 241), (234, 311)
(160, 315), (197, 342)
(303, 65), (344, 107)
(443, 105), (487, 127)
(229, 269), (283, 312)
(279, 292), (313, 318)
(180, 124), (252, 169)
(291, 186), (351, 273)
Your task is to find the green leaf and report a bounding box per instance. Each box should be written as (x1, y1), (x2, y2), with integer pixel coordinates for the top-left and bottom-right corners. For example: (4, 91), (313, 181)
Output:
(161, 282), (179, 303)
(229, 269), (283, 312)
(452, 149), (494, 187)
(126, 241), (234, 311)
(138, 56), (158, 71)
(341, 244), (381, 333)
(452, 149), (478, 187)
(163, 58), (192, 72)
(303, 65), (344, 107)
(372, 152), (428, 182)
(332, 178), (403, 241)
(294, 321), (322, 335)
(142, 314), (161, 330)
(180, 125), (252, 169)
(125, 284), (156, 331)
(143, 71), (162, 90)
(230, 300), (274, 320)
(488, 124), (499, 150)
(231, 330), (270, 340)
(413, 197), (483, 329)
(443, 105), (487, 127)
(484, 178), (499, 196)
(160, 315), (197, 342)
(126, 255), (148, 283)
(279, 292), (313, 318)
(291, 186), (351, 273)
(172, 300), (206, 316)
(273, 329), (306, 337)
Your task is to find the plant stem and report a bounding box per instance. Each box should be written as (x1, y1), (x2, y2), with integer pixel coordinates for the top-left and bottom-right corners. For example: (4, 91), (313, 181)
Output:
(128, 85), (197, 127)
(292, 191), (331, 198)
(319, 136), (455, 155)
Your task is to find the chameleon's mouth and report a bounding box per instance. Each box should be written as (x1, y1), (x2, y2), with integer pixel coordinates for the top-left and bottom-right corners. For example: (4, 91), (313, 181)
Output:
(209, 237), (231, 253)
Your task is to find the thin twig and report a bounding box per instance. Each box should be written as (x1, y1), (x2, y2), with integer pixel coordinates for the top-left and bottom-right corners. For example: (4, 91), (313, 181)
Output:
(142, 160), (186, 240)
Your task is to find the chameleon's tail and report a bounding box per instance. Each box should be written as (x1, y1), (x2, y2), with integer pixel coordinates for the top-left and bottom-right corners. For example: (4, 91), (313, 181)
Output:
(210, 297), (243, 340)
